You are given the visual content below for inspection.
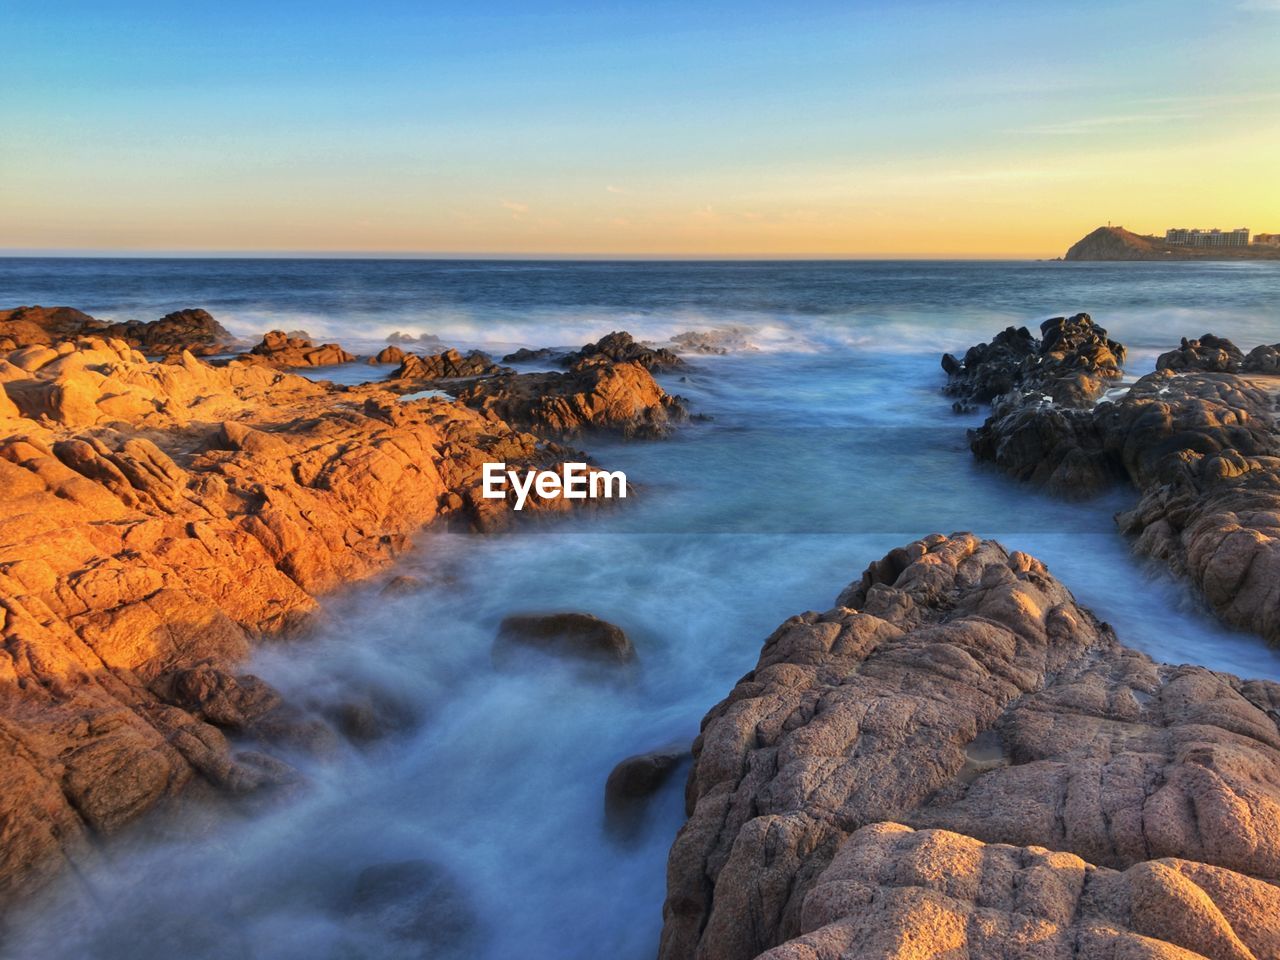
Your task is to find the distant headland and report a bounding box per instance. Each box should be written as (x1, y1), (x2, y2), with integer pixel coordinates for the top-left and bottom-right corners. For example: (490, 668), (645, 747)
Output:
(1064, 225), (1280, 261)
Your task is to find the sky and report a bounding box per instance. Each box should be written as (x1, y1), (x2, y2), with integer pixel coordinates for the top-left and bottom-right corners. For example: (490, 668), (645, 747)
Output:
(1, 0), (1278, 258)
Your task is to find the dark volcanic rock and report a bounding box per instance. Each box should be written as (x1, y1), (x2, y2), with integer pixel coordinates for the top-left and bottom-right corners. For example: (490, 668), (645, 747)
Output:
(562, 331), (685, 372)
(1156, 334), (1245, 373)
(392, 348), (508, 380)
(658, 534), (1280, 960)
(495, 612), (634, 664)
(455, 360), (687, 437)
(942, 313), (1126, 409)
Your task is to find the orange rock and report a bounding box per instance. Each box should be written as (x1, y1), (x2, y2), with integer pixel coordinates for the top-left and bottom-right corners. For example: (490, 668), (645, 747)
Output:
(0, 338), (608, 906)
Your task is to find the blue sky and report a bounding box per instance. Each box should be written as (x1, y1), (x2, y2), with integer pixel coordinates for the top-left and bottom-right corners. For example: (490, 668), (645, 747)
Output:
(2, 0), (1277, 255)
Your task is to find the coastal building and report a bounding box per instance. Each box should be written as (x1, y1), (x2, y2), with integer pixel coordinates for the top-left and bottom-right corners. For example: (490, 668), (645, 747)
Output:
(1164, 227), (1251, 247)
(1253, 232), (1280, 247)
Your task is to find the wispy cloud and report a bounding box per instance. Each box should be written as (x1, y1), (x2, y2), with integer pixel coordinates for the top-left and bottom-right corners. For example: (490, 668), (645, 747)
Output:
(605, 184), (628, 195)
(1238, 0), (1280, 10)
(1023, 111), (1197, 136)
(499, 199), (529, 219)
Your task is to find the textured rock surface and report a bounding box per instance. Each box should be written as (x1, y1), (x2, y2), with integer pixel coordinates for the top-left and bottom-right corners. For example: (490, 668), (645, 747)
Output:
(956, 319), (1280, 642)
(759, 824), (1280, 960)
(369, 344), (407, 365)
(561, 331), (685, 372)
(1157, 334), (1246, 374)
(392, 348), (508, 380)
(456, 359), (687, 437)
(1244, 344), (1280, 375)
(659, 534), (1280, 960)
(0, 305), (239, 357)
(0, 337), (602, 904)
(942, 313), (1125, 411)
(102, 309), (240, 357)
(947, 317), (1280, 645)
(243, 330), (356, 367)
(0, 305), (103, 350)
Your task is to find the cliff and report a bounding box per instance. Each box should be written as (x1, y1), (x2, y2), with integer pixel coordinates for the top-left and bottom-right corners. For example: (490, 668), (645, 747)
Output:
(1064, 226), (1280, 261)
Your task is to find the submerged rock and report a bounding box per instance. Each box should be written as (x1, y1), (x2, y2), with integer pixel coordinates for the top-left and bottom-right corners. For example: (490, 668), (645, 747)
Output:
(346, 859), (477, 956)
(501, 346), (566, 364)
(605, 746), (686, 836)
(665, 327), (758, 355)
(659, 534), (1280, 960)
(495, 612), (635, 664)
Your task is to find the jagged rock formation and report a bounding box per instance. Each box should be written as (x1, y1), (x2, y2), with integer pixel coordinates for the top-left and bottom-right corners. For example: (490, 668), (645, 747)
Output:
(242, 330), (356, 368)
(0, 306), (106, 351)
(561, 331), (685, 372)
(101, 309), (240, 357)
(1157, 334), (1247, 373)
(660, 534), (1280, 960)
(952, 322), (1280, 644)
(1064, 226), (1280, 261)
(0, 337), (599, 905)
(1244, 344), (1280, 374)
(456, 359), (687, 437)
(0, 305), (240, 357)
(941, 313), (1125, 410)
(391, 348), (509, 380)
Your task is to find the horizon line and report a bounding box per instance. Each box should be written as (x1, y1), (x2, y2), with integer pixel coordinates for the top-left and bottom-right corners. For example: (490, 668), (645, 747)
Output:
(0, 249), (1061, 262)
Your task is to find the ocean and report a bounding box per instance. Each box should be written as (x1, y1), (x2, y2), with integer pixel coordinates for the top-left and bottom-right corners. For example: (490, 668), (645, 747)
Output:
(3, 257), (1279, 959)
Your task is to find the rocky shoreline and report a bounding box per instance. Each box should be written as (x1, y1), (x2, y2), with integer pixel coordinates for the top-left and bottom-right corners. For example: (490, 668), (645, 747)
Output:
(5, 300), (1280, 958)
(0, 306), (687, 910)
(659, 534), (1280, 959)
(652, 314), (1280, 960)
(947, 315), (1280, 644)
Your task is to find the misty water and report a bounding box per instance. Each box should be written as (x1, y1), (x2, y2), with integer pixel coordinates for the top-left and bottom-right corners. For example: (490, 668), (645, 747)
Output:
(2, 259), (1280, 959)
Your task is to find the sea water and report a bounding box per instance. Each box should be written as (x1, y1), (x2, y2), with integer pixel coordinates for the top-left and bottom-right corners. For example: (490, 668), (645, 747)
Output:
(2, 258), (1279, 959)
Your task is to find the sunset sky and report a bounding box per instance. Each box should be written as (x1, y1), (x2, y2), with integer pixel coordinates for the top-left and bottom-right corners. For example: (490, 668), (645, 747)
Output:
(3, 0), (1278, 258)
